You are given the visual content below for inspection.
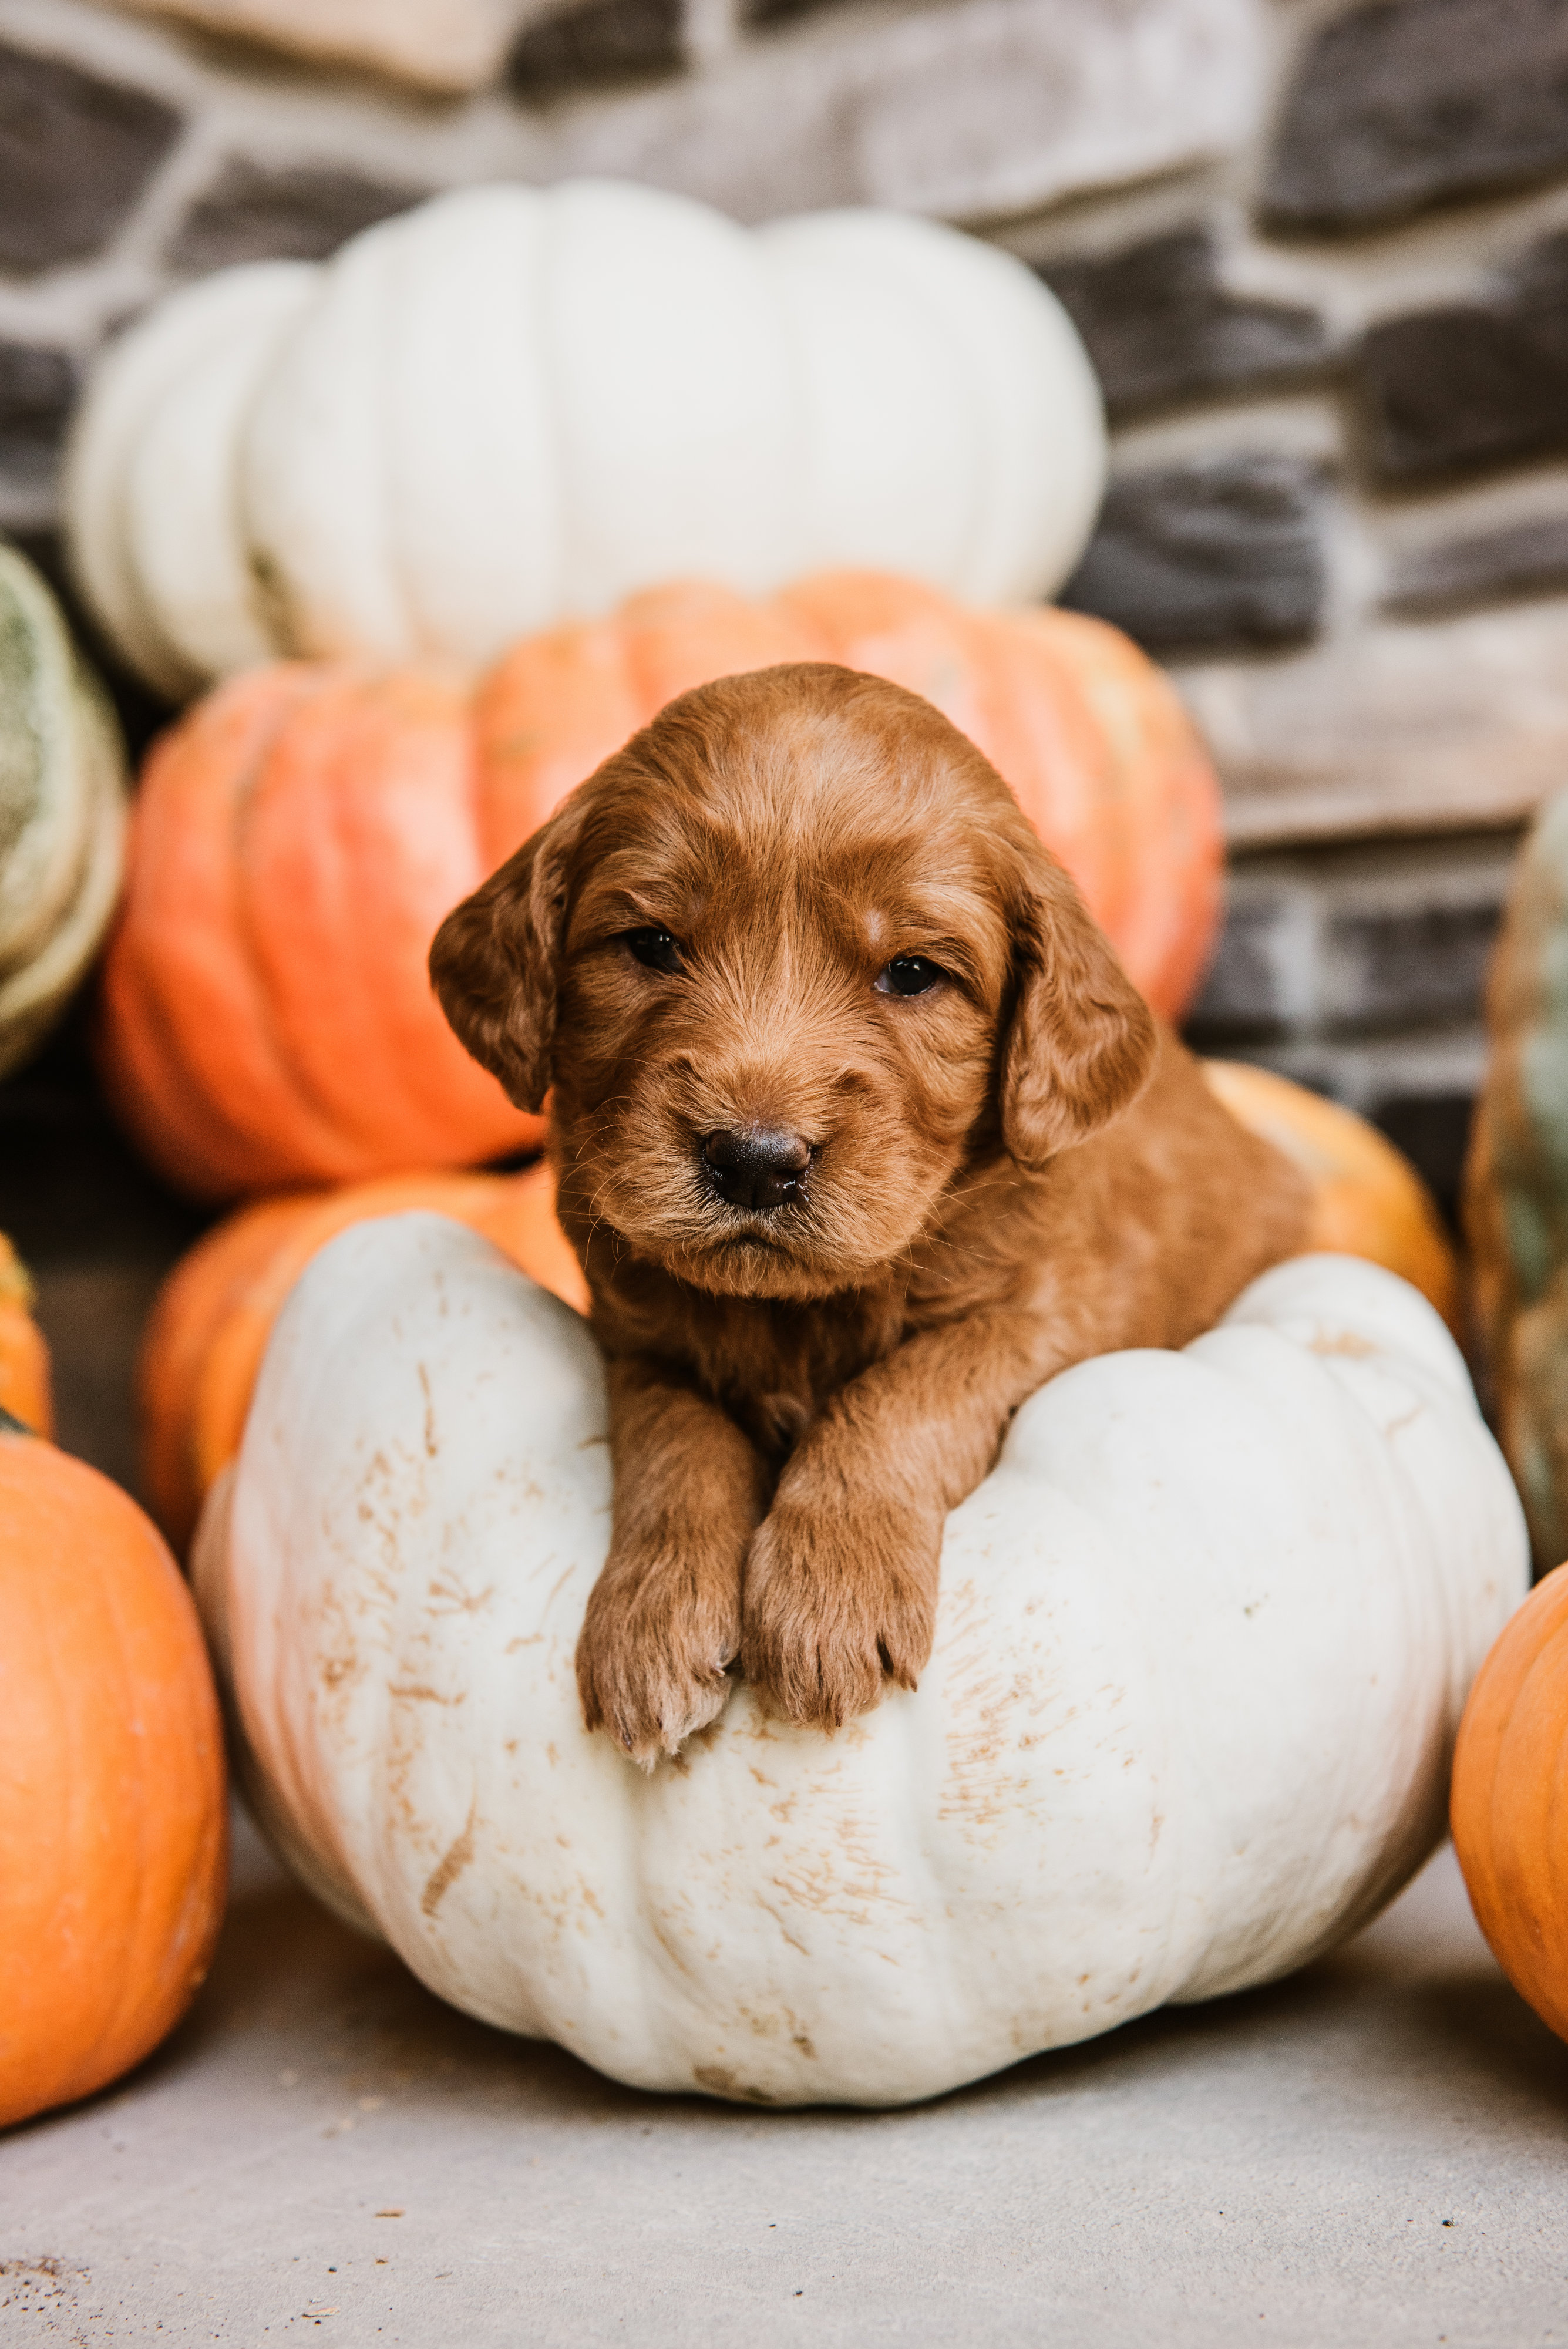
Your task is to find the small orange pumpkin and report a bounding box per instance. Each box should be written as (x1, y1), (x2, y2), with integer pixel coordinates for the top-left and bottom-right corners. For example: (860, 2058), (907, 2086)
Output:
(139, 1160), (587, 1555)
(0, 1236), (53, 1437)
(99, 572), (1223, 1200)
(1451, 1561), (1568, 2045)
(0, 1413), (228, 2128)
(1201, 1061), (1460, 1332)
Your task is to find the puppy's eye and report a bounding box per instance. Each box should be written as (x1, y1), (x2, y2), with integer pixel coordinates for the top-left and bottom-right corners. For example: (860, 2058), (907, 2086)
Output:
(623, 926), (684, 975)
(876, 955), (947, 998)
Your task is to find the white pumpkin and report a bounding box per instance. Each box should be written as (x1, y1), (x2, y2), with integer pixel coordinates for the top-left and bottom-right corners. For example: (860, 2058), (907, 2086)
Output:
(65, 182), (1106, 694)
(62, 264), (317, 701)
(0, 543), (129, 1079)
(193, 1216), (1525, 2108)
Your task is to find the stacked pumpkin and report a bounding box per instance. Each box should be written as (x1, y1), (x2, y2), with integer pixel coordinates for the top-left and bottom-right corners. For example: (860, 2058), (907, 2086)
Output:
(65, 181), (1106, 689)
(24, 170), (1530, 2114)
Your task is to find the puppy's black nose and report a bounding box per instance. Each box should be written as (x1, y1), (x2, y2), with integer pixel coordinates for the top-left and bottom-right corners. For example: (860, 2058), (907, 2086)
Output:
(701, 1127), (811, 1211)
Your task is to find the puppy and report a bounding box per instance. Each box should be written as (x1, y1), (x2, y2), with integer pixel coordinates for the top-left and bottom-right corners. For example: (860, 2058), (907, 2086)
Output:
(430, 664), (1309, 1765)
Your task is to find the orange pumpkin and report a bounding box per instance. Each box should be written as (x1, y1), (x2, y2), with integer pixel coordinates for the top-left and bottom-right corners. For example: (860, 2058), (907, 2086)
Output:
(1451, 1561), (1568, 2045)
(0, 1413), (227, 2127)
(98, 572), (1222, 1200)
(1201, 1061), (1461, 1333)
(139, 1159), (588, 1555)
(0, 1235), (53, 1436)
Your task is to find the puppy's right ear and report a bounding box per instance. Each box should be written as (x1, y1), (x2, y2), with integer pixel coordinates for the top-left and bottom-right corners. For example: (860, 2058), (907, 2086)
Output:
(429, 800), (582, 1114)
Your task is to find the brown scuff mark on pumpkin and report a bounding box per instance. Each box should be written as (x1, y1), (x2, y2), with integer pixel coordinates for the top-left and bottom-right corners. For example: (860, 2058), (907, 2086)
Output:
(692, 2063), (778, 2104)
(421, 1801), (477, 1918)
(416, 1362), (438, 1458)
(755, 1895), (810, 1957)
(388, 1684), (467, 1705)
(649, 1912), (695, 1977)
(768, 1821), (907, 1932)
(1308, 1328), (1377, 1360)
(425, 1567), (494, 1617)
(739, 2005), (817, 2060)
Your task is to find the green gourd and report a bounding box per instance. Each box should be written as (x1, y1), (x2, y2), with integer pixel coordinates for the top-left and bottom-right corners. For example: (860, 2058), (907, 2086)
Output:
(1466, 790), (1568, 1566)
(0, 541), (128, 1078)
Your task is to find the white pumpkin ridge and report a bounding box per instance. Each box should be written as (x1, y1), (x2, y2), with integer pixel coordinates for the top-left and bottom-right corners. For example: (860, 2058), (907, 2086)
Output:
(194, 1215), (1526, 2107)
(65, 181), (1107, 695)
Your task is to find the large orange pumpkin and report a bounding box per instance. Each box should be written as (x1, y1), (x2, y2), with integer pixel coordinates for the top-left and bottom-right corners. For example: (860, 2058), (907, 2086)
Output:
(0, 1414), (228, 2128)
(139, 1160), (588, 1555)
(98, 572), (1222, 1199)
(1451, 1561), (1568, 2044)
(0, 1235), (53, 1436)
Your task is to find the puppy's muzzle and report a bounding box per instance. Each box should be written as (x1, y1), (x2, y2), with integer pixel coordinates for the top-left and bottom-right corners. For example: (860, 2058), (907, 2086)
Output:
(701, 1127), (810, 1212)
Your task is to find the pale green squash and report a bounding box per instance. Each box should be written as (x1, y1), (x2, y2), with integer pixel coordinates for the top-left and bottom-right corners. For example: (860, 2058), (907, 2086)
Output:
(0, 543), (129, 1078)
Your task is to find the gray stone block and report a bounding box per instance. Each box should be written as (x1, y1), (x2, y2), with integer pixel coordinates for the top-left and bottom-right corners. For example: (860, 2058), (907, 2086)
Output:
(1262, 0), (1568, 236)
(743, 0), (858, 26)
(510, 0), (681, 97)
(0, 43), (182, 274)
(1176, 597), (1568, 847)
(1385, 515), (1568, 616)
(556, 0), (1265, 224)
(1324, 900), (1503, 1034)
(1038, 229), (1330, 422)
(1187, 834), (1517, 1058)
(1060, 453), (1326, 658)
(169, 160), (428, 272)
(96, 0), (538, 95)
(1185, 887), (1315, 1042)
(1353, 246), (1568, 484)
(0, 345), (76, 484)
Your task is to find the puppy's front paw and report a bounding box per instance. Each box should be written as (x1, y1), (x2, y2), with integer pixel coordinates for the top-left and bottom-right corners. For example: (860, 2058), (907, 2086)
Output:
(741, 1495), (939, 1732)
(576, 1544), (742, 1769)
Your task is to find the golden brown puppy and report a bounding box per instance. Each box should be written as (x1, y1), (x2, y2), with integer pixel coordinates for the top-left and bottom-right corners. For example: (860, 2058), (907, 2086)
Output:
(431, 664), (1308, 1765)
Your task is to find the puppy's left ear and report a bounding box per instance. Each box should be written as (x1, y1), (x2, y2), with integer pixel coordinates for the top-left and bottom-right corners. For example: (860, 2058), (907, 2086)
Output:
(1000, 847), (1158, 1170)
(429, 796), (584, 1113)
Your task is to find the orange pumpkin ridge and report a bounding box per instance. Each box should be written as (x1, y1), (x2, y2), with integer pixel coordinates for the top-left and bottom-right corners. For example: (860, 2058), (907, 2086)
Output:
(100, 667), (360, 1194)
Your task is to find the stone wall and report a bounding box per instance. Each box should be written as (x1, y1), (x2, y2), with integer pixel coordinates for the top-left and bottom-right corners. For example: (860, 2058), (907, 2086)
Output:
(5, 0), (1568, 1213)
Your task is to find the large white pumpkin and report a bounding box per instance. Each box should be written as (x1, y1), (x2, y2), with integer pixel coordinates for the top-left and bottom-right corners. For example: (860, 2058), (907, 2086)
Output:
(64, 182), (1106, 696)
(193, 1216), (1525, 2108)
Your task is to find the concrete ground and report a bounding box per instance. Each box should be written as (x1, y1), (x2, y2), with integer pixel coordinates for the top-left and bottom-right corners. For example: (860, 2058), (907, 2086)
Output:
(5, 1039), (1568, 2347)
(2, 1820), (1566, 2347)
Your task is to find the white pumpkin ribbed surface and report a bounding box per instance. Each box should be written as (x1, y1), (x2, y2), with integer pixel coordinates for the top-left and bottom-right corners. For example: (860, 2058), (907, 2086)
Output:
(65, 181), (1106, 691)
(193, 1216), (1525, 2107)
